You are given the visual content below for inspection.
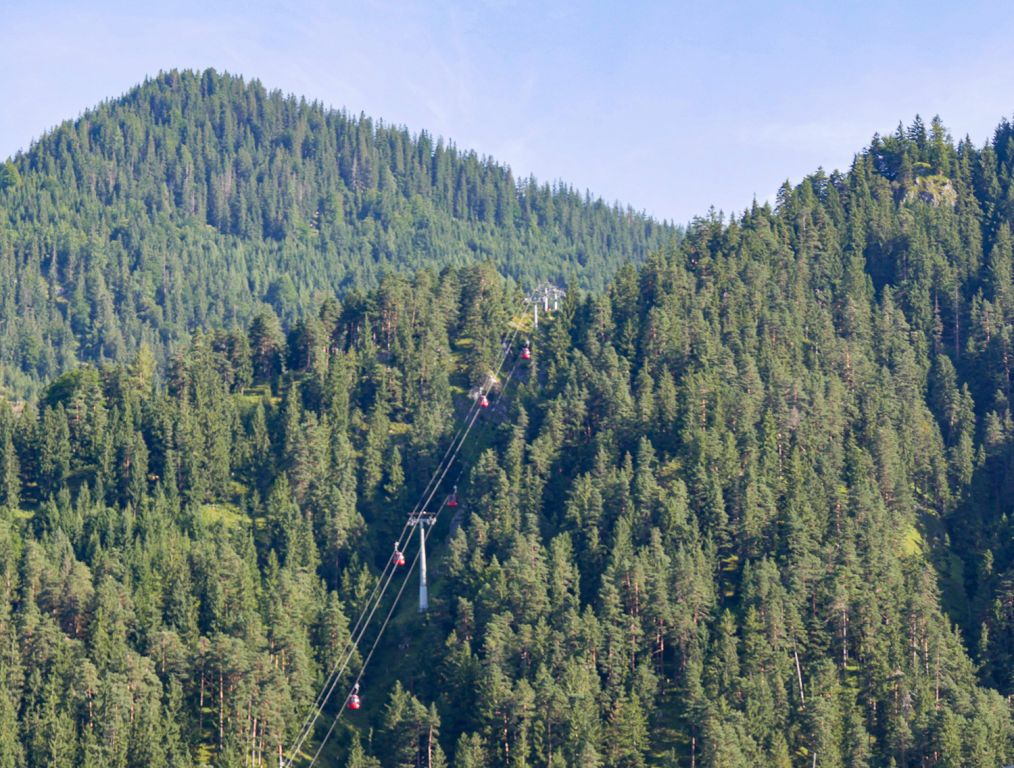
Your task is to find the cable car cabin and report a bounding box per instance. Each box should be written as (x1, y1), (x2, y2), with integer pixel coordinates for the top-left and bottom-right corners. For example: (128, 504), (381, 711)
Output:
(479, 394), (490, 408)
(347, 694), (361, 710)
(393, 548), (406, 567)
(447, 487), (459, 507)
(521, 346), (531, 360)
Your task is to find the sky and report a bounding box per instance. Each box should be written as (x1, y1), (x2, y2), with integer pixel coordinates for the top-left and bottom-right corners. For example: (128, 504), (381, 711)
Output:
(4, 0), (1014, 224)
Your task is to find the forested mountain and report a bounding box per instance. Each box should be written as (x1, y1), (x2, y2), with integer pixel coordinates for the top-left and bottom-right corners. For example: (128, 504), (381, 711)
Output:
(0, 69), (674, 394)
(3, 79), (1014, 767)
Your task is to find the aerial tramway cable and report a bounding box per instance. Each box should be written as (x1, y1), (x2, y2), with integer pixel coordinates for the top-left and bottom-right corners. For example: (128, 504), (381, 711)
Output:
(305, 320), (532, 766)
(283, 291), (533, 765)
(283, 391), (487, 766)
(329, 327), (530, 716)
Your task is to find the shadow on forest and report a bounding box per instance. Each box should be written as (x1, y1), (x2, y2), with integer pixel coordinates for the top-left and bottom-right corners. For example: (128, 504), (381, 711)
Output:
(935, 430), (1014, 693)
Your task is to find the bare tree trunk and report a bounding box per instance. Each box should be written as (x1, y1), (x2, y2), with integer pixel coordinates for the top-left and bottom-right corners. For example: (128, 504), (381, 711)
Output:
(199, 668), (206, 735)
(219, 669), (225, 745)
(842, 609), (848, 668)
(954, 283), (961, 360)
(794, 648), (806, 705)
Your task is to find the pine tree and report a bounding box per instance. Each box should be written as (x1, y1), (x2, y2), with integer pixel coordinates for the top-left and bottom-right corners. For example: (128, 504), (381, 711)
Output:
(0, 409), (20, 511)
(606, 692), (649, 768)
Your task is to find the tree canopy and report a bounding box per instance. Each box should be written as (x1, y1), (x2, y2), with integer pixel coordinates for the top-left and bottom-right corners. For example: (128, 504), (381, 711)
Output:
(0, 68), (675, 395)
(1, 77), (1014, 766)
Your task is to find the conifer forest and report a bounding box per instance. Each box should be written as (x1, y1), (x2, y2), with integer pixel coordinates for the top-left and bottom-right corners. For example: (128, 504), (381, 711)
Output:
(1, 69), (1014, 766)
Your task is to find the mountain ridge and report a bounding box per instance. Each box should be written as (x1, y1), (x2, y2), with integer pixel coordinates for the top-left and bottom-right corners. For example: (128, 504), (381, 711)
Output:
(0, 68), (676, 394)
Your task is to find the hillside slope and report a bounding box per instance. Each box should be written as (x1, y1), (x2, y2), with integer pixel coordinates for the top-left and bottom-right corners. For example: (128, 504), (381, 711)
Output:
(0, 69), (675, 393)
(2, 112), (1014, 766)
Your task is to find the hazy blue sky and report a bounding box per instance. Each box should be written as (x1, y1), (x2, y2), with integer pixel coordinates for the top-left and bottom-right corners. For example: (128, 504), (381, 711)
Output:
(4, 0), (1014, 223)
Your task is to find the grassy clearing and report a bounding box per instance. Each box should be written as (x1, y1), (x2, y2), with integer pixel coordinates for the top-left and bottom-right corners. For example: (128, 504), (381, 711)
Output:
(234, 385), (279, 411)
(508, 312), (535, 334)
(901, 523), (924, 557)
(199, 502), (249, 528)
